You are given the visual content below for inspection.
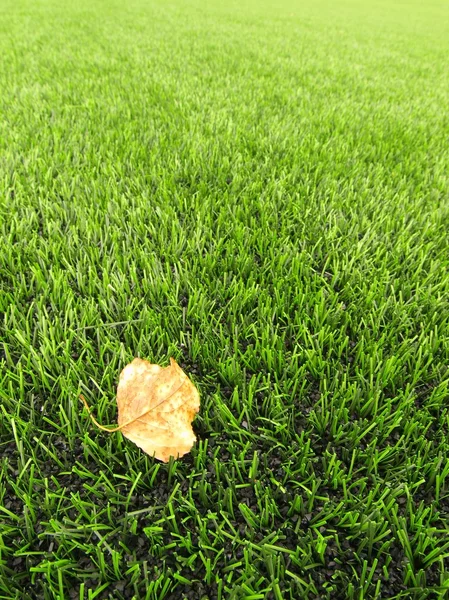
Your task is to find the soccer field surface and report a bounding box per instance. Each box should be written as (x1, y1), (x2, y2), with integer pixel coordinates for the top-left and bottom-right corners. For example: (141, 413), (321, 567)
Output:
(1, 0), (449, 598)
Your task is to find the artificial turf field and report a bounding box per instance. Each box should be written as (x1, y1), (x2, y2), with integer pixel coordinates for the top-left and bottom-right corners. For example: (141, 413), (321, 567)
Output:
(1, 0), (449, 598)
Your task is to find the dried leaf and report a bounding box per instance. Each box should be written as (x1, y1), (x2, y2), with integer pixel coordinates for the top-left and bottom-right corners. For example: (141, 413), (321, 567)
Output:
(81, 358), (200, 462)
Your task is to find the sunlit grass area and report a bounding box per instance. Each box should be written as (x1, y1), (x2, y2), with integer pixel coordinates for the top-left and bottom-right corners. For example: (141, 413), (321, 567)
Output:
(1, 0), (449, 598)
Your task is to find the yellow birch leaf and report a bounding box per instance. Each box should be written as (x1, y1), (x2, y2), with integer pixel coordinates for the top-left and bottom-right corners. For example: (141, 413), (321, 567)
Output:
(80, 358), (200, 462)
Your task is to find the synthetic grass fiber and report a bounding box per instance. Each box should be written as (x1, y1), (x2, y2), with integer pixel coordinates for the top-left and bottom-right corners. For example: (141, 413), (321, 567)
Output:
(1, 0), (449, 598)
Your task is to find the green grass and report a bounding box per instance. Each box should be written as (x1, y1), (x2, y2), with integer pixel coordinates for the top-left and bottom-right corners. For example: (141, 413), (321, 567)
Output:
(1, 0), (449, 598)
